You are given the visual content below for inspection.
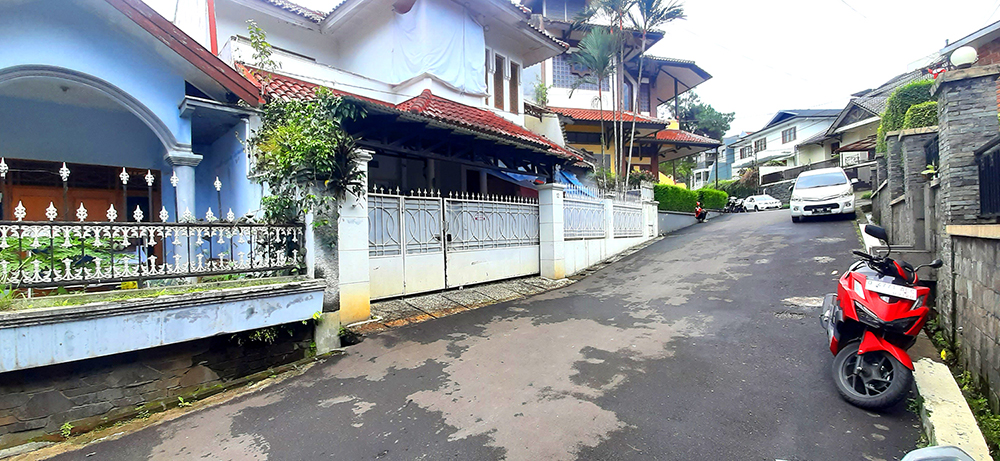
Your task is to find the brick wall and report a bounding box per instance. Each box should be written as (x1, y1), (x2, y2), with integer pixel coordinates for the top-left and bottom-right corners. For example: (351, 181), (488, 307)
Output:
(974, 37), (1000, 109)
(0, 323), (313, 448)
(953, 236), (1000, 408)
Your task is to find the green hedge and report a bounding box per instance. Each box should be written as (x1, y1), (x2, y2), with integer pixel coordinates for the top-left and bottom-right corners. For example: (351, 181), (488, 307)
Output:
(902, 100), (938, 129)
(876, 79), (934, 152)
(654, 184), (698, 212)
(697, 188), (729, 209)
(715, 179), (756, 199)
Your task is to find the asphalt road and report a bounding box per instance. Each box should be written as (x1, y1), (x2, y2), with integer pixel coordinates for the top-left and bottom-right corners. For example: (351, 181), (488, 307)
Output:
(49, 210), (919, 461)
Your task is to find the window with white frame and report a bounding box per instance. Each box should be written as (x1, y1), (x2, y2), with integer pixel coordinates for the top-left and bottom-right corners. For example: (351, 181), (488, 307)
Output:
(739, 146), (753, 159)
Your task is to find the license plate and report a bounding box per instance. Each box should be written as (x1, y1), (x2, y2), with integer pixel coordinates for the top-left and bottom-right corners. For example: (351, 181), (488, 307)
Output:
(814, 208), (831, 214)
(865, 279), (917, 300)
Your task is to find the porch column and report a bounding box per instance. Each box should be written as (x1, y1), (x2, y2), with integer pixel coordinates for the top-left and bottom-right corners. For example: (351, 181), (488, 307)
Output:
(166, 149), (202, 272)
(479, 169), (488, 194)
(538, 183), (565, 279)
(338, 149), (373, 324)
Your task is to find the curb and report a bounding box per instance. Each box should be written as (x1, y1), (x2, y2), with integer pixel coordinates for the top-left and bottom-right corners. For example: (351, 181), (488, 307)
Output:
(912, 334), (994, 461)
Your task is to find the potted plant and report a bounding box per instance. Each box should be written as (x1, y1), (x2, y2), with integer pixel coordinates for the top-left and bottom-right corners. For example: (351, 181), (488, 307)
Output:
(921, 164), (937, 181)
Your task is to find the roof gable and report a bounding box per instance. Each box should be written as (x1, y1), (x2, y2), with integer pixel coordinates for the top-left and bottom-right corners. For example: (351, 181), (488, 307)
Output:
(760, 109), (840, 131)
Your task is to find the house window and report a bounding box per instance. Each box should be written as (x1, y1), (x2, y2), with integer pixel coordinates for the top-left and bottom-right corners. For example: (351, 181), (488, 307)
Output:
(494, 54), (506, 111)
(639, 83), (650, 113)
(552, 53), (609, 91)
(509, 61), (520, 114)
(566, 131), (603, 144)
(739, 146), (753, 159)
(782, 127), (796, 144)
(754, 138), (766, 153)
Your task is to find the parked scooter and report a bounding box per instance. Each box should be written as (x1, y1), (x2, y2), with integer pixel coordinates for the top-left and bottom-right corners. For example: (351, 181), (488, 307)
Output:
(694, 201), (708, 222)
(820, 224), (943, 409)
(723, 197), (737, 213)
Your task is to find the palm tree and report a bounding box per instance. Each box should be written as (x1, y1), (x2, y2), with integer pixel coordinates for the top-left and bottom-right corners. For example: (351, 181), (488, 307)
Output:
(569, 27), (617, 173)
(623, 0), (685, 188)
(572, 0), (635, 189)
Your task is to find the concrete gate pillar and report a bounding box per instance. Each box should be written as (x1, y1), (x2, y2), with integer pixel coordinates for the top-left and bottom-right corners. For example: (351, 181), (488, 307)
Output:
(538, 183), (566, 280)
(338, 150), (374, 324)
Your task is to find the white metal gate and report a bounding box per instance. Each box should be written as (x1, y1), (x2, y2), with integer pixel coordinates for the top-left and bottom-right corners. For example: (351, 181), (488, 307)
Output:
(369, 190), (540, 300)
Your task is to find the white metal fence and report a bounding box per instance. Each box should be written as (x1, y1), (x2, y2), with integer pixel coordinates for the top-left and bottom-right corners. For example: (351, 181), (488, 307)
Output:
(563, 185), (606, 240)
(367, 188), (539, 299)
(611, 189), (644, 239)
(445, 195), (539, 251)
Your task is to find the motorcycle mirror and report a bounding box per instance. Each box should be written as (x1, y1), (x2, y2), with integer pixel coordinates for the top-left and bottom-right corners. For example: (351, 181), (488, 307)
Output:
(930, 259), (944, 269)
(864, 225), (888, 242)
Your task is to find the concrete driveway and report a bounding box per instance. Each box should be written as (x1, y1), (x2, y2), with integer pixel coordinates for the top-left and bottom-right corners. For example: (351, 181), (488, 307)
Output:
(49, 210), (919, 461)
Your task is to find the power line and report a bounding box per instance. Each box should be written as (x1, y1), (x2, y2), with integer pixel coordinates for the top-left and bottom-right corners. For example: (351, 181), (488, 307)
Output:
(837, 0), (867, 19)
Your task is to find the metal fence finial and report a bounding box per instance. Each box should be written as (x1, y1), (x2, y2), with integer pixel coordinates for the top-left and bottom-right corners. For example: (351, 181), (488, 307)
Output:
(170, 170), (179, 188)
(13, 201), (25, 221)
(145, 170), (155, 187)
(227, 208), (235, 222)
(76, 203), (88, 222)
(206, 207), (217, 222)
(119, 168), (129, 185)
(107, 204), (118, 222)
(182, 207), (194, 222)
(59, 163), (70, 182)
(214, 177), (222, 192)
(159, 206), (169, 222)
(0, 158), (7, 179)
(46, 202), (58, 221)
(133, 205), (144, 222)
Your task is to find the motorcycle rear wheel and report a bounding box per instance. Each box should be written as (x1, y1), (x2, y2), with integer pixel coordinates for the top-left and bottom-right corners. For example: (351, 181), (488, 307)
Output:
(832, 341), (912, 410)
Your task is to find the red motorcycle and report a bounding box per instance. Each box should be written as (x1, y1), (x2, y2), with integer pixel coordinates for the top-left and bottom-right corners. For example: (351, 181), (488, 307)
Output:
(695, 202), (707, 222)
(820, 224), (942, 409)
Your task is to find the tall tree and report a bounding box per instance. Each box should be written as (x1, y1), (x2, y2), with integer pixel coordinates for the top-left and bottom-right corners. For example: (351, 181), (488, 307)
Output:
(671, 92), (734, 141)
(624, 0), (684, 188)
(569, 27), (618, 171)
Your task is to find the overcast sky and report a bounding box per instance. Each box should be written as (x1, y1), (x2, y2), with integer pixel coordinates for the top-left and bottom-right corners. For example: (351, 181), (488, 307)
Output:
(152, 0), (1000, 136)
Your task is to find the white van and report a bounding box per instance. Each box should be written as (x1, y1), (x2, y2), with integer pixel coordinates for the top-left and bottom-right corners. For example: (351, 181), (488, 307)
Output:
(789, 167), (856, 222)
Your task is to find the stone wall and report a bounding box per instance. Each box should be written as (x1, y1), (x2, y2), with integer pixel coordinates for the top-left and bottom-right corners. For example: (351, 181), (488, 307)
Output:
(759, 179), (794, 205)
(953, 236), (1000, 408)
(934, 67), (1000, 225)
(0, 322), (314, 448)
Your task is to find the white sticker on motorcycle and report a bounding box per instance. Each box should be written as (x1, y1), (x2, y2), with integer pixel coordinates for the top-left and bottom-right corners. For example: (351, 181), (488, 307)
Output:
(865, 279), (918, 300)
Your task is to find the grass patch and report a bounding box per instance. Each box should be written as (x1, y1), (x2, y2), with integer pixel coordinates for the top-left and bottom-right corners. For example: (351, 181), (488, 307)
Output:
(861, 191), (872, 200)
(956, 371), (1000, 459)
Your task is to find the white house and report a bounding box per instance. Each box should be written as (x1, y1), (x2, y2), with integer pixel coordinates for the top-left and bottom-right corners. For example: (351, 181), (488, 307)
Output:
(730, 109), (840, 175)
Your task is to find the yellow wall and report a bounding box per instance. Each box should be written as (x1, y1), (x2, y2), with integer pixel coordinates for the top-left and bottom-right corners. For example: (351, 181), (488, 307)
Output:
(565, 124), (657, 172)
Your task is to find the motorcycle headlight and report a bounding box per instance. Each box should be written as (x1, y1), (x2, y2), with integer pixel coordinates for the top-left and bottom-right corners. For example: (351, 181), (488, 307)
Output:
(886, 316), (920, 333)
(854, 301), (882, 328)
(911, 295), (926, 310)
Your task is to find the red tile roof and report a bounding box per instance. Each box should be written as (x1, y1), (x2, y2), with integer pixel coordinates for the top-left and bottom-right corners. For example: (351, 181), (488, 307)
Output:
(237, 65), (579, 161)
(654, 129), (720, 145)
(547, 106), (662, 124)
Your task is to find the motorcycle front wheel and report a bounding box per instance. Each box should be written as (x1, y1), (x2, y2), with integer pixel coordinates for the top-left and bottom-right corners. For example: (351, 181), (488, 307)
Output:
(832, 341), (912, 410)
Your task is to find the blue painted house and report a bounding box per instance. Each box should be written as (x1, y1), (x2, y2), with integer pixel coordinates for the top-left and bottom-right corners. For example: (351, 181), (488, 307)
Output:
(0, 0), (262, 226)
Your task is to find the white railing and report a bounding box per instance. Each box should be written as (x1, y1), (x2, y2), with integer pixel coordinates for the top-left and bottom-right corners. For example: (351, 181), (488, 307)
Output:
(612, 199), (643, 238)
(445, 193), (539, 251)
(564, 189), (606, 240)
